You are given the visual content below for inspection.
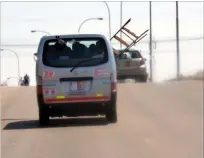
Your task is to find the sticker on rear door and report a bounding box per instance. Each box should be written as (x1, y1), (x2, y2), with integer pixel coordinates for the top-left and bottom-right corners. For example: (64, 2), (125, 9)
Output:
(43, 70), (55, 79)
(94, 68), (109, 78)
(43, 87), (57, 97)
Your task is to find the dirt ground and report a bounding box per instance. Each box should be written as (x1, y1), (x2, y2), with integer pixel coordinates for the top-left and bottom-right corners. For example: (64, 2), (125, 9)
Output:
(0, 80), (203, 158)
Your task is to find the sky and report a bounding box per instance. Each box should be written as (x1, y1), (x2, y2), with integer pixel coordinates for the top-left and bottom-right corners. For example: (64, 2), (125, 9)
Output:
(0, 1), (203, 45)
(0, 1), (203, 85)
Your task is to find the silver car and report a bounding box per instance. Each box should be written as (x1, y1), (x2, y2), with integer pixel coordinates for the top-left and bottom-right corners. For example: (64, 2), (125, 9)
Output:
(116, 49), (148, 82)
(35, 34), (117, 126)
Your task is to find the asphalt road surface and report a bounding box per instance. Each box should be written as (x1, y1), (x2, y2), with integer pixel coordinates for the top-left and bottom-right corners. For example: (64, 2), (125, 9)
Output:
(1, 80), (203, 158)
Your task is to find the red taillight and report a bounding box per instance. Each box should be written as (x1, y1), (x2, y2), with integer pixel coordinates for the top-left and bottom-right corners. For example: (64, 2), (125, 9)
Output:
(37, 85), (42, 94)
(111, 82), (117, 92)
(110, 73), (117, 92)
(36, 76), (42, 94)
(140, 58), (145, 66)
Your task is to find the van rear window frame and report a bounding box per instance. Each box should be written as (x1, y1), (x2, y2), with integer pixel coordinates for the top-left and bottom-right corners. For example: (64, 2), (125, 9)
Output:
(42, 37), (109, 68)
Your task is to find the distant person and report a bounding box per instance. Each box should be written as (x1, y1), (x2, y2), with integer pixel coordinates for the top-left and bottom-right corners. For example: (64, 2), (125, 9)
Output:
(19, 77), (24, 86)
(23, 74), (30, 86)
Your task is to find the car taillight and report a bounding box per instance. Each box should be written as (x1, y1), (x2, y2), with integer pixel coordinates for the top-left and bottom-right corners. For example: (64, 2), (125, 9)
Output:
(140, 58), (145, 66)
(37, 85), (42, 94)
(110, 73), (117, 92)
(36, 76), (42, 94)
(111, 82), (117, 92)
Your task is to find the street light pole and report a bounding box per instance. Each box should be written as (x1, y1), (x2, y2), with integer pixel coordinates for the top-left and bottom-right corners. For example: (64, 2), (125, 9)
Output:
(120, 1), (123, 49)
(0, 49), (20, 85)
(0, 2), (1, 85)
(176, 1), (180, 79)
(78, 17), (103, 33)
(149, 1), (153, 82)
(103, 1), (111, 38)
(30, 30), (51, 35)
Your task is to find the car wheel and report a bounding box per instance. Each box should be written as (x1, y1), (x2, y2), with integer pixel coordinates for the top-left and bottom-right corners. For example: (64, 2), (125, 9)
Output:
(39, 107), (49, 126)
(117, 77), (126, 83)
(106, 102), (117, 123)
(140, 75), (148, 82)
(117, 79), (125, 83)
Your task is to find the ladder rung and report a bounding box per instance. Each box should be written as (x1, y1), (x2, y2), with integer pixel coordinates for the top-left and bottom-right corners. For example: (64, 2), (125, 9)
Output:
(112, 48), (120, 55)
(123, 27), (138, 38)
(121, 30), (135, 42)
(114, 36), (129, 47)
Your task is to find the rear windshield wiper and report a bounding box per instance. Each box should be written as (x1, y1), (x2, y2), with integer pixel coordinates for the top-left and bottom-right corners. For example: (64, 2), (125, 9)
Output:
(70, 56), (102, 72)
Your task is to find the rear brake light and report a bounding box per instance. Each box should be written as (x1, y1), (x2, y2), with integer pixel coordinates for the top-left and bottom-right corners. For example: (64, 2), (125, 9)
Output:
(140, 58), (145, 65)
(111, 82), (117, 92)
(37, 85), (42, 94)
(110, 73), (117, 92)
(36, 76), (42, 94)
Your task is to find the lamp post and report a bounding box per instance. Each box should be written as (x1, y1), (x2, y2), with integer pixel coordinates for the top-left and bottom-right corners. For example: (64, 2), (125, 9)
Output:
(103, 1), (111, 38)
(30, 30), (51, 35)
(78, 17), (103, 33)
(176, 1), (180, 79)
(149, 1), (153, 82)
(120, 1), (123, 49)
(0, 49), (20, 85)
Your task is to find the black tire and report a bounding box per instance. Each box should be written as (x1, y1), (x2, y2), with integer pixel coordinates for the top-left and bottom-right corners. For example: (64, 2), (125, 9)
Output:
(117, 78), (126, 83)
(106, 101), (117, 123)
(39, 107), (49, 126)
(140, 75), (148, 82)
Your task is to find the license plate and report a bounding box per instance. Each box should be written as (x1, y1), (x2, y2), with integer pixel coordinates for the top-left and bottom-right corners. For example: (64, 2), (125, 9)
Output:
(69, 81), (84, 91)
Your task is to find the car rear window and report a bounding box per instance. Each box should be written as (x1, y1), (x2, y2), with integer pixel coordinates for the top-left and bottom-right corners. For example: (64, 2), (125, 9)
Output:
(42, 37), (108, 68)
(130, 51), (142, 58)
(118, 50), (142, 59)
(119, 52), (132, 59)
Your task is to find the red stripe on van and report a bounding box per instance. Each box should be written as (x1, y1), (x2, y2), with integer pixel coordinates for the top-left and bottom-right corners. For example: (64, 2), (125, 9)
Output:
(45, 96), (110, 103)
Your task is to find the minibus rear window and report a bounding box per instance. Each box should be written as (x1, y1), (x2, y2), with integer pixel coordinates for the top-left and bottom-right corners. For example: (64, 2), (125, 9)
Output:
(42, 37), (108, 67)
